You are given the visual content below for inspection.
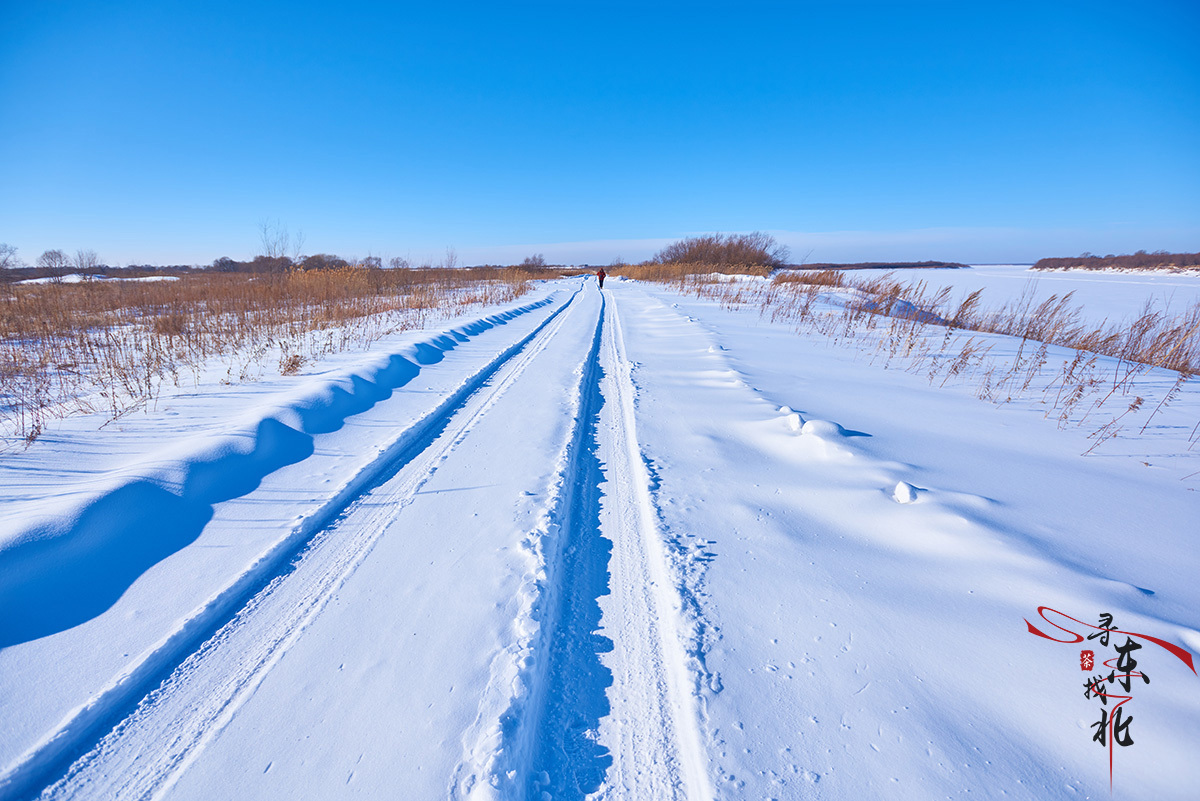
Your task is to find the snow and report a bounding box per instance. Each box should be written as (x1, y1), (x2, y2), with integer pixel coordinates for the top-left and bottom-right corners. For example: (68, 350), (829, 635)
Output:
(706, 273), (769, 284)
(15, 274), (180, 284)
(2, 272), (1198, 800)
(851, 263), (1200, 327)
(892, 481), (918, 504)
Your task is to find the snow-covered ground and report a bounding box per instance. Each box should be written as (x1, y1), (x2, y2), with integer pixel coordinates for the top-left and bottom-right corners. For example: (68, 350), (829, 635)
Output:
(2, 273), (1198, 800)
(14, 274), (180, 284)
(847, 263), (1200, 327)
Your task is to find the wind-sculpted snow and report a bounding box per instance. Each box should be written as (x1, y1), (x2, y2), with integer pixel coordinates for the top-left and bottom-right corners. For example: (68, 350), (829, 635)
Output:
(0, 296), (557, 650)
(0, 290), (570, 797)
(3, 274), (1199, 800)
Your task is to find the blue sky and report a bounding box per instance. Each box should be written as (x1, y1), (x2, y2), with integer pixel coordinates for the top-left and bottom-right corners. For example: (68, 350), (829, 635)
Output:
(1, 1), (1197, 266)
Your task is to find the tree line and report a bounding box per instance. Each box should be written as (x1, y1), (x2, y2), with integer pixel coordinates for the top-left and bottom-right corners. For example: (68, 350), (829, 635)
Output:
(1033, 250), (1200, 271)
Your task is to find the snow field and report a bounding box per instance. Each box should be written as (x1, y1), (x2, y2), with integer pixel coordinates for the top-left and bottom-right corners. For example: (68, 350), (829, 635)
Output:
(1, 270), (1198, 800)
(0, 286), (573, 797)
(37, 283), (590, 800)
(621, 280), (1199, 799)
(841, 264), (1200, 329)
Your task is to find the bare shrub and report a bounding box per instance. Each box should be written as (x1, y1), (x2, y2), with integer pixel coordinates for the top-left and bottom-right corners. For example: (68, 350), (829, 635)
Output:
(279, 352), (304, 375)
(651, 232), (789, 268)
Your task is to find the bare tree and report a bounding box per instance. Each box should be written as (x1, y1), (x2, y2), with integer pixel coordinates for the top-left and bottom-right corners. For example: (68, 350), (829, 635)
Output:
(37, 249), (70, 270)
(520, 253), (546, 268)
(443, 246), (458, 269)
(0, 243), (21, 269)
(388, 255), (410, 269)
(290, 230), (306, 262)
(259, 219), (293, 260)
(74, 249), (101, 271)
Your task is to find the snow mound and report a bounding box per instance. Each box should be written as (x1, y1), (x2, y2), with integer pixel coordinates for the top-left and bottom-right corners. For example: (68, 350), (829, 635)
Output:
(892, 481), (918, 504)
(800, 419), (844, 438)
(783, 412), (804, 432)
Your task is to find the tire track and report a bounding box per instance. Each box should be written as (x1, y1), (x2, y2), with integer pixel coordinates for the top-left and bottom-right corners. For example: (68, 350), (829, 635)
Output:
(455, 286), (713, 800)
(18, 285), (585, 801)
(522, 292), (611, 799)
(595, 291), (713, 800)
(451, 290), (609, 801)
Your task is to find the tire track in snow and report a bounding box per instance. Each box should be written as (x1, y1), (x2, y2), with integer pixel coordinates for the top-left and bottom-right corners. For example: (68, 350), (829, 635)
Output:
(521, 293), (611, 799)
(455, 288), (712, 800)
(451, 290), (610, 801)
(594, 292), (713, 800)
(20, 286), (586, 801)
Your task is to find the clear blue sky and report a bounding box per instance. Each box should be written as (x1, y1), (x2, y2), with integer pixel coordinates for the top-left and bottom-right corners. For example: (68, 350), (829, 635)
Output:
(2, 1), (1197, 266)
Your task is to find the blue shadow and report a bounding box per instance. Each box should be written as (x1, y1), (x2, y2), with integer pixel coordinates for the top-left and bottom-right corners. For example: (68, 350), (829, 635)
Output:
(529, 298), (614, 798)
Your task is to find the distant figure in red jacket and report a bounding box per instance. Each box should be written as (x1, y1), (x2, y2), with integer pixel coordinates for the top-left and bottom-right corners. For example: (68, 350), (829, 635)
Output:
(597, 268), (606, 289)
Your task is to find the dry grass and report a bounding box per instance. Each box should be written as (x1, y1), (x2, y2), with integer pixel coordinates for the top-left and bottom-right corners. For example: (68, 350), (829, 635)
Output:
(1, 267), (545, 448)
(610, 261), (773, 284)
(626, 263), (1200, 454)
(769, 270), (1200, 376)
(774, 269), (846, 288)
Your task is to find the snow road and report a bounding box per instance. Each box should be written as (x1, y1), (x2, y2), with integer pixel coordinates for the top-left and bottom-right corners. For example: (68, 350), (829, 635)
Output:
(3, 276), (1199, 799)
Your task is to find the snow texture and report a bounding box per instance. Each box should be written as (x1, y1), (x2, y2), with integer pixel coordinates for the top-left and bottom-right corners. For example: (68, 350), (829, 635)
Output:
(2, 270), (1199, 800)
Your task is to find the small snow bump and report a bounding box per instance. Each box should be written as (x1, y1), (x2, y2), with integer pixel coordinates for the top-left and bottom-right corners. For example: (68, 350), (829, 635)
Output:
(800, 419), (843, 438)
(893, 481), (918, 504)
(784, 412), (804, 432)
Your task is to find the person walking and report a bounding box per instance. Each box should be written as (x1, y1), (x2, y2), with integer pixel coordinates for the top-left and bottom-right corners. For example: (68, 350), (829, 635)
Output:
(597, 267), (606, 289)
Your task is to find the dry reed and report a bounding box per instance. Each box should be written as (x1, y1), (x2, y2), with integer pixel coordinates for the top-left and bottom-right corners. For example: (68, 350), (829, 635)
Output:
(1, 267), (545, 448)
(625, 264), (1200, 454)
